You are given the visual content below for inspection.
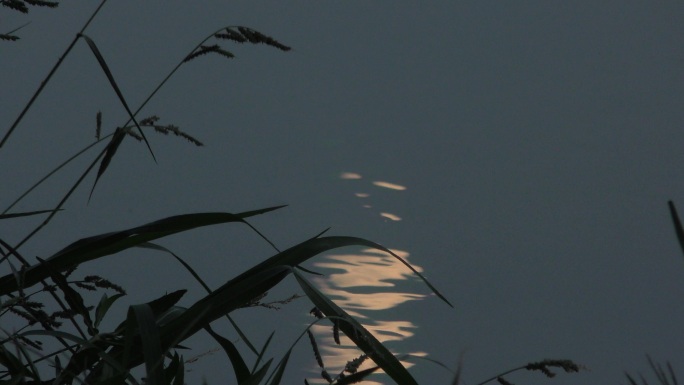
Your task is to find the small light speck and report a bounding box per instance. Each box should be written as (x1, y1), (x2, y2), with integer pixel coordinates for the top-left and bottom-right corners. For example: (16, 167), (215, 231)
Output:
(355, 193), (370, 198)
(340, 172), (362, 179)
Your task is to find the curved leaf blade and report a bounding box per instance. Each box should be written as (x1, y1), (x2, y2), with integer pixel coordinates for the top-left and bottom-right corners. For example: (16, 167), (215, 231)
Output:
(0, 205), (284, 295)
(77, 33), (155, 161)
(205, 326), (250, 384)
(668, 200), (684, 258)
(132, 304), (164, 385)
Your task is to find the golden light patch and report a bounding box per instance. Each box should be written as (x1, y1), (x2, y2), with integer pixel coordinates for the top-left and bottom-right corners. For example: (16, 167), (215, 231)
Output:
(372, 181), (406, 190)
(380, 212), (402, 221)
(340, 172), (362, 179)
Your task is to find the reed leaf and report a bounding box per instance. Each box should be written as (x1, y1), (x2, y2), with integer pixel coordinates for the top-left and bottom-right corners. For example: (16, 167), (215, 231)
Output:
(20, 329), (140, 385)
(243, 358), (273, 385)
(77, 33), (155, 162)
(94, 292), (125, 329)
(266, 348), (291, 385)
(1, 1), (106, 149)
(252, 331), (275, 374)
(668, 201), (684, 258)
(0, 205), (285, 295)
(0, 343), (25, 378)
(0, 209), (61, 220)
(131, 304), (164, 385)
(137, 242), (260, 355)
(205, 325), (250, 385)
(89, 126), (125, 200)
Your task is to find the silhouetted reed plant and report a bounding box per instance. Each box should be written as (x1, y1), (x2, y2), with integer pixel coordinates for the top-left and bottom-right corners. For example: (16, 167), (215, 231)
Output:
(1, 2), (582, 384)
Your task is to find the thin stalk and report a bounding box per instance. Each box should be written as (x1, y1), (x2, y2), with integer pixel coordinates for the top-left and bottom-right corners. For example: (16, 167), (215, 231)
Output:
(0, 0), (108, 149)
(121, 26), (239, 126)
(5, 26), (236, 236)
(13, 145), (108, 252)
(2, 134), (112, 215)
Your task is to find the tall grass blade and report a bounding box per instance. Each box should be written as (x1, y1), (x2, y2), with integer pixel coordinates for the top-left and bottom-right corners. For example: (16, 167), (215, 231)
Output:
(131, 304), (164, 385)
(0, 209), (62, 220)
(204, 325), (250, 384)
(112, 290), (186, 334)
(163, 352), (180, 385)
(266, 348), (291, 385)
(2, 133), (107, 215)
(252, 331), (275, 374)
(0, 206), (285, 295)
(172, 352), (185, 385)
(1, 0), (107, 149)
(668, 201), (684, 259)
(20, 329), (140, 385)
(94, 292), (125, 329)
(85, 266), (289, 379)
(9, 338), (41, 384)
(0, 343), (25, 378)
(43, 231), (448, 379)
(77, 33), (155, 162)
(89, 127), (125, 200)
(452, 353), (464, 385)
(161, 266), (291, 348)
(138, 241), (260, 355)
(243, 358), (273, 385)
(293, 268), (419, 385)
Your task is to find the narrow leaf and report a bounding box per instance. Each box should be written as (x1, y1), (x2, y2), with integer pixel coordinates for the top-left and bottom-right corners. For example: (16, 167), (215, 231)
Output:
(90, 126), (125, 200)
(0, 209), (62, 220)
(242, 358), (273, 385)
(94, 292), (125, 328)
(668, 201), (684, 258)
(205, 325), (250, 384)
(0, 205), (285, 295)
(266, 349), (292, 385)
(252, 331), (275, 374)
(78, 33), (155, 161)
(132, 304), (164, 385)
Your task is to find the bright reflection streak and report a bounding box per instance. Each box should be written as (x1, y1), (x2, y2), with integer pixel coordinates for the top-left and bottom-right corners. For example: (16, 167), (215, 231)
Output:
(380, 212), (402, 221)
(340, 172), (362, 179)
(355, 193), (370, 198)
(372, 181), (407, 190)
(306, 248), (426, 384)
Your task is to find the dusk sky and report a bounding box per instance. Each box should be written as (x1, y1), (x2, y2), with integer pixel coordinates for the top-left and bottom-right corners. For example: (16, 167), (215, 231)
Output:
(3, 2), (684, 385)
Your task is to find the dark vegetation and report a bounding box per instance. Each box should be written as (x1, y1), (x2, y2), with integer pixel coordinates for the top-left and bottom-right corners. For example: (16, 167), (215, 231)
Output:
(13, 1), (680, 384)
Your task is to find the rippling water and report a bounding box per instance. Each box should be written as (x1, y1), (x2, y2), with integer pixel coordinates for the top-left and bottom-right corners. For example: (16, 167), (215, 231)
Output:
(307, 235), (427, 383)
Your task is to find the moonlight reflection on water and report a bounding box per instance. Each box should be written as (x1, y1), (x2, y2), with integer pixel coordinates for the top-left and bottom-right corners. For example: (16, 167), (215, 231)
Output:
(306, 248), (428, 384)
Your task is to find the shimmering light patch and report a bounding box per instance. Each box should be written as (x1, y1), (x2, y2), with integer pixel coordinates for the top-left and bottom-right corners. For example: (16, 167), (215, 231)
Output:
(372, 180), (406, 190)
(308, 247), (425, 383)
(340, 172), (362, 179)
(355, 192), (370, 198)
(363, 204), (372, 208)
(380, 212), (402, 221)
